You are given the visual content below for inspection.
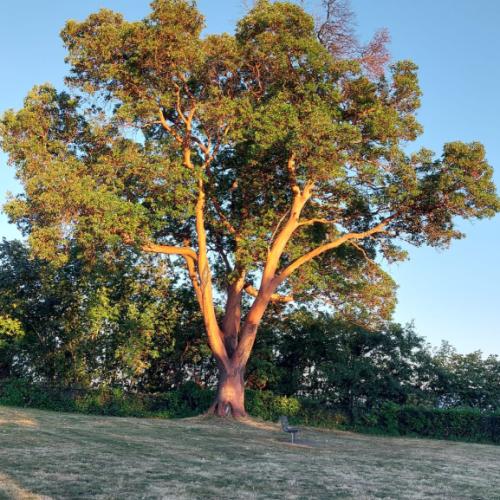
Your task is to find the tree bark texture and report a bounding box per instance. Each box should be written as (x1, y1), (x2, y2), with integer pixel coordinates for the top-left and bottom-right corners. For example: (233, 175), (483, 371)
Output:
(208, 364), (246, 417)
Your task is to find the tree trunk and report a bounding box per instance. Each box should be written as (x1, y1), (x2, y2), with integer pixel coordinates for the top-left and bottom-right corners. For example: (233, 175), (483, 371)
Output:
(208, 364), (246, 418)
(205, 275), (275, 419)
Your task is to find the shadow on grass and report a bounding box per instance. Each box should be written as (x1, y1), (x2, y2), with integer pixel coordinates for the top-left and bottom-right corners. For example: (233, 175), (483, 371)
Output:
(0, 472), (46, 500)
(187, 413), (323, 449)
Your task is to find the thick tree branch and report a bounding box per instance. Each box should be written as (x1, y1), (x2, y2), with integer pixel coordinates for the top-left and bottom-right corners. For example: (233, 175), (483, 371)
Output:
(181, 106), (197, 170)
(159, 89), (229, 367)
(191, 135), (210, 156)
(276, 215), (395, 283)
(195, 176), (230, 370)
(262, 174), (314, 284)
(222, 273), (246, 357)
(140, 241), (204, 311)
(174, 84), (187, 126)
(136, 238), (205, 313)
(233, 157), (313, 367)
(200, 124), (231, 169)
(158, 104), (196, 170)
(267, 209), (290, 251)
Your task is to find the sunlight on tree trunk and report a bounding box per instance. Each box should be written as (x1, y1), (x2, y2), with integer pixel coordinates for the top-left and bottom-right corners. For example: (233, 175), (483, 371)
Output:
(209, 367), (246, 417)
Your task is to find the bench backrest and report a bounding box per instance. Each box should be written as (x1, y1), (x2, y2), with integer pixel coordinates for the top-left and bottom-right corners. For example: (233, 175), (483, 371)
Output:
(279, 415), (289, 431)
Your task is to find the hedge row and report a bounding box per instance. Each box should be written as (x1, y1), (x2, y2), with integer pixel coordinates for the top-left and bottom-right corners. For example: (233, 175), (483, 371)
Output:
(356, 402), (500, 444)
(0, 379), (498, 444)
(0, 378), (213, 417)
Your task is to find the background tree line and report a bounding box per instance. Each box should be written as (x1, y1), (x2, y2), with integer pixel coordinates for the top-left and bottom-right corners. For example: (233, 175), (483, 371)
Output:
(1, 239), (498, 414)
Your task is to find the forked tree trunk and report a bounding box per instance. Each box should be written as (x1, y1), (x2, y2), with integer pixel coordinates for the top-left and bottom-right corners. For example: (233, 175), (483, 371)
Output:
(203, 263), (280, 418)
(208, 363), (246, 417)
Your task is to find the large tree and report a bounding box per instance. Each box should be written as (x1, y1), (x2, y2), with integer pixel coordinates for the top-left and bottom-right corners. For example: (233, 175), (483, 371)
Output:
(1, 0), (498, 416)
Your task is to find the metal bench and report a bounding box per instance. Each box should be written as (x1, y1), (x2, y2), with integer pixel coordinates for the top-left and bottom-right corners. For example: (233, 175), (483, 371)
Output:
(279, 416), (299, 443)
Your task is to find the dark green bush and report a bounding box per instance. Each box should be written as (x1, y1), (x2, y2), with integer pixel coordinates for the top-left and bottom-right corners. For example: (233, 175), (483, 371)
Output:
(0, 379), (214, 418)
(246, 389), (301, 421)
(356, 404), (500, 444)
(74, 387), (149, 417)
(0, 378), (33, 406)
(0, 378), (76, 411)
(177, 381), (214, 414)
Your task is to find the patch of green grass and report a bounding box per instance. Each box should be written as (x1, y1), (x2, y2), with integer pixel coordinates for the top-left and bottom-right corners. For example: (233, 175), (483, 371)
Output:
(0, 406), (499, 499)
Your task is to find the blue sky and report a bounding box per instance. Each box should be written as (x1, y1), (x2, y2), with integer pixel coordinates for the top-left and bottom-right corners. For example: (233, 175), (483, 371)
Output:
(0, 1), (498, 354)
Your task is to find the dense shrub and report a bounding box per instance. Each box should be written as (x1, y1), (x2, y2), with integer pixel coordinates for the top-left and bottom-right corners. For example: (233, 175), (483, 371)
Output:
(0, 378), (76, 411)
(0, 379), (213, 418)
(246, 390), (301, 421)
(356, 402), (500, 444)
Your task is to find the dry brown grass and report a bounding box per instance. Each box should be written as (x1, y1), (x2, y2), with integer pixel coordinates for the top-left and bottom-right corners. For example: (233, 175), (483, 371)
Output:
(0, 406), (499, 499)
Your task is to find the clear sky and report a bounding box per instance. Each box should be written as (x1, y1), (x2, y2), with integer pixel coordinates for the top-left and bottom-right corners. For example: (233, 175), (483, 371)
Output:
(0, 1), (498, 355)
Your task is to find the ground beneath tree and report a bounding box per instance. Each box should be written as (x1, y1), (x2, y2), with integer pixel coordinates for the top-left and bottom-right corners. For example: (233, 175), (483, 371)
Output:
(0, 407), (498, 499)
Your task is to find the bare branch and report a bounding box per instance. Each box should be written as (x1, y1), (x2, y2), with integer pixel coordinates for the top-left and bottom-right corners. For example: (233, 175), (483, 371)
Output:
(243, 284), (294, 304)
(349, 241), (376, 267)
(317, 0), (390, 78)
(141, 242), (198, 261)
(210, 195), (239, 236)
(287, 153), (299, 194)
(298, 218), (336, 227)
(184, 254), (204, 314)
(158, 109), (183, 145)
(317, 0), (358, 59)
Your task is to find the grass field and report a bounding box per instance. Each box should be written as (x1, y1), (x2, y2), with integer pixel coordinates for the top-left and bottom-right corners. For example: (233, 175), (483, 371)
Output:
(0, 406), (499, 499)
